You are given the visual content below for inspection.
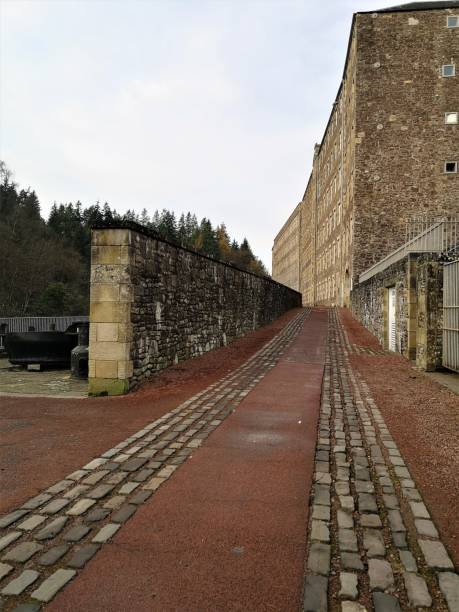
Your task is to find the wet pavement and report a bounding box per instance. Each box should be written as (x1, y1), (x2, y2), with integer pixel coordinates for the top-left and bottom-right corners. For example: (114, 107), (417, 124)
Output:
(425, 370), (459, 396)
(0, 308), (458, 611)
(0, 359), (87, 398)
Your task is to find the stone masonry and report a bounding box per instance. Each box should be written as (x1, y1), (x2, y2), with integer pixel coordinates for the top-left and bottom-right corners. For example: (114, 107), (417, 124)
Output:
(302, 309), (458, 611)
(89, 225), (301, 395)
(272, 202), (301, 292)
(351, 252), (444, 370)
(272, 2), (459, 307)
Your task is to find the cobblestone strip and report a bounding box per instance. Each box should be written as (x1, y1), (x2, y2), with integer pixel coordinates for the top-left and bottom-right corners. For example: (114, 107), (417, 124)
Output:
(0, 310), (309, 611)
(303, 309), (459, 612)
(350, 345), (387, 356)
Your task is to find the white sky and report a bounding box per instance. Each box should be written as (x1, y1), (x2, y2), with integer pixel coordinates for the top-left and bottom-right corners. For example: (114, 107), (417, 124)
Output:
(1, 0), (412, 269)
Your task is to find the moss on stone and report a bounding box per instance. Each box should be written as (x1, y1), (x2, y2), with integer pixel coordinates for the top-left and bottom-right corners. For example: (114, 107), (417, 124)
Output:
(88, 378), (130, 397)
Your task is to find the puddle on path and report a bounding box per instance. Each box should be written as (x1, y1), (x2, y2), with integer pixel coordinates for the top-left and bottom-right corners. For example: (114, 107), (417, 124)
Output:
(0, 358), (87, 397)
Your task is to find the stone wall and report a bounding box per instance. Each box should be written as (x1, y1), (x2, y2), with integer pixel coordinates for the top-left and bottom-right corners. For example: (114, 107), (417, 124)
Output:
(351, 258), (409, 355)
(89, 225), (301, 395)
(351, 253), (444, 370)
(353, 8), (459, 279)
(416, 256), (444, 371)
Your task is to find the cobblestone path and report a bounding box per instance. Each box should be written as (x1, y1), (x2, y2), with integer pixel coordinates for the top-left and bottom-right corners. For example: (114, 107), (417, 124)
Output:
(303, 310), (459, 612)
(0, 310), (309, 611)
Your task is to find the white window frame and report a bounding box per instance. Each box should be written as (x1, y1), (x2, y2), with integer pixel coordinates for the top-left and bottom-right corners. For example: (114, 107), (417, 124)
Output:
(445, 112), (458, 124)
(444, 161), (458, 174)
(447, 15), (458, 28)
(442, 64), (456, 77)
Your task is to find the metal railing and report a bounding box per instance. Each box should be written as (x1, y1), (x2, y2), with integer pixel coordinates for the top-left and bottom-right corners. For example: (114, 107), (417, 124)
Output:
(359, 217), (459, 283)
(443, 259), (459, 373)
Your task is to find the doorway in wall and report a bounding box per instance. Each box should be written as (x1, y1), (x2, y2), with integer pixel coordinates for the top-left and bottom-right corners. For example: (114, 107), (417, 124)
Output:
(388, 286), (396, 352)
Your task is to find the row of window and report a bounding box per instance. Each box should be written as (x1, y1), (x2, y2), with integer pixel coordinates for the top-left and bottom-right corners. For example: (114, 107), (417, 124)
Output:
(442, 17), (457, 171)
(320, 171), (342, 211)
(318, 232), (351, 275)
(317, 275), (338, 302)
(318, 205), (343, 248)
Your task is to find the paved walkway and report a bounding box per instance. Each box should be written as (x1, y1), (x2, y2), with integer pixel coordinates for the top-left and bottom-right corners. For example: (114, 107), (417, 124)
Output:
(0, 359), (87, 398)
(0, 308), (458, 611)
(303, 310), (458, 611)
(0, 309), (326, 611)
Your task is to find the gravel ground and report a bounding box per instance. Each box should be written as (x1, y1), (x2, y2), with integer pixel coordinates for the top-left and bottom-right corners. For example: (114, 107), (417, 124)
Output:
(339, 308), (459, 568)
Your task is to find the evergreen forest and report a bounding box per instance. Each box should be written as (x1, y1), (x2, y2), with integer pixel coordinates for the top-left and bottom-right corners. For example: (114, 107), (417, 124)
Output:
(0, 162), (268, 316)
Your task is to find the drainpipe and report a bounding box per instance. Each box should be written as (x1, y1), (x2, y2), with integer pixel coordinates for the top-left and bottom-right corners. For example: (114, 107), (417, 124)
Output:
(313, 143), (321, 306)
(339, 99), (345, 307)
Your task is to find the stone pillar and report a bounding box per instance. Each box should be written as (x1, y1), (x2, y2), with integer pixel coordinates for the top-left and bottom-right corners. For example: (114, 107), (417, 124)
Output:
(416, 258), (443, 372)
(382, 286), (389, 351)
(406, 256), (418, 361)
(88, 229), (134, 396)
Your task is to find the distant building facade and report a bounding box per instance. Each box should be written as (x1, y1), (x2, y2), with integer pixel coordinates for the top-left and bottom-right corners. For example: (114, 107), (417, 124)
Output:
(272, 1), (459, 306)
(271, 203), (302, 292)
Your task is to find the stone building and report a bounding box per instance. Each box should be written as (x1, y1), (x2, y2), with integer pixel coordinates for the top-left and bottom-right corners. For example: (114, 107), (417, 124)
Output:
(271, 203), (302, 292)
(272, 1), (459, 306)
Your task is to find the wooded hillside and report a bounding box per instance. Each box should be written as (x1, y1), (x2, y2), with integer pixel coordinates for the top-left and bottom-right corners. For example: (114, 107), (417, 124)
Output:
(0, 162), (268, 316)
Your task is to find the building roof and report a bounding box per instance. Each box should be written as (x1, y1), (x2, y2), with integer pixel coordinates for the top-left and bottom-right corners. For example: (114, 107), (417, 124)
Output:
(372, 2), (459, 13)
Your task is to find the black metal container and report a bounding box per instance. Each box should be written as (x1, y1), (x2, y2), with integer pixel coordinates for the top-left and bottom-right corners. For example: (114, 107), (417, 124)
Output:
(71, 322), (89, 378)
(5, 332), (78, 367)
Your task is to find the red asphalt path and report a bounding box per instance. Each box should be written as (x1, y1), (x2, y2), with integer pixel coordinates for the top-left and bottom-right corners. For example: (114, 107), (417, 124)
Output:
(49, 309), (327, 612)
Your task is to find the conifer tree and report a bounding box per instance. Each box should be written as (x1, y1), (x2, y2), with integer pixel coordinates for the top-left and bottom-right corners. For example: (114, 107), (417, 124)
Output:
(0, 160), (270, 315)
(216, 223), (231, 261)
(140, 208), (150, 226)
(177, 213), (188, 246)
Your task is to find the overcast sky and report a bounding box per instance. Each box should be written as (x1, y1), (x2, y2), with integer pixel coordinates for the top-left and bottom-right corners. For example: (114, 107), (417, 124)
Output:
(1, 0), (406, 269)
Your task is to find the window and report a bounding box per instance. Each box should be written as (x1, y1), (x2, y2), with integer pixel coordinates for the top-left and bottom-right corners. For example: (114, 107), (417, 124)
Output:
(444, 161), (458, 173)
(447, 16), (458, 28)
(445, 112), (458, 124)
(442, 64), (455, 77)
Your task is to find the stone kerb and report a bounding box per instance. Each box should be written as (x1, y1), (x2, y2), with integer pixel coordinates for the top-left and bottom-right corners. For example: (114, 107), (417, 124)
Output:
(89, 229), (134, 396)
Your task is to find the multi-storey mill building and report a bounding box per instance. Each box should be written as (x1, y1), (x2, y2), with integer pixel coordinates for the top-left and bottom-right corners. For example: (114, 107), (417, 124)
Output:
(272, 1), (459, 306)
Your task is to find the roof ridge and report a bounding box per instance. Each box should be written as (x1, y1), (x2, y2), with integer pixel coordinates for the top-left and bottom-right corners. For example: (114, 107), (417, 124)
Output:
(360, 1), (459, 14)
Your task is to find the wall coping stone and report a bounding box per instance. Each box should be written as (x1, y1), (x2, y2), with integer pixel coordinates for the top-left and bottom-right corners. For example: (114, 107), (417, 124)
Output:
(91, 221), (301, 297)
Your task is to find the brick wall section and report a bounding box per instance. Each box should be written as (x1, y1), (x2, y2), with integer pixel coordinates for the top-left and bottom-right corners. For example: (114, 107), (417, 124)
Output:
(89, 226), (301, 395)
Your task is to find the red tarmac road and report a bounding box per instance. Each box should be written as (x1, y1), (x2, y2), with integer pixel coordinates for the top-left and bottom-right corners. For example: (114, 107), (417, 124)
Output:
(0, 309), (300, 515)
(48, 309), (327, 611)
